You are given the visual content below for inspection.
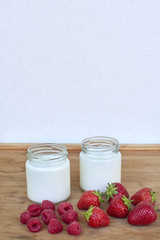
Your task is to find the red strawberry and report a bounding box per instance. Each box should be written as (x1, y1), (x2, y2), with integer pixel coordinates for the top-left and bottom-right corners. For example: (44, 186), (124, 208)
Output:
(77, 190), (104, 210)
(107, 195), (132, 218)
(105, 183), (129, 202)
(131, 187), (157, 206)
(127, 201), (157, 225)
(82, 206), (110, 228)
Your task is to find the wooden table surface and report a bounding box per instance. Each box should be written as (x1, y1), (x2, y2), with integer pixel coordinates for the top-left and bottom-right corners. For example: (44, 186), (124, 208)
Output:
(0, 144), (160, 240)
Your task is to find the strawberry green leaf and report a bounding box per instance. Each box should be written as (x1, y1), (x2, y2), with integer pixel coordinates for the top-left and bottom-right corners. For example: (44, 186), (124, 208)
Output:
(105, 183), (118, 201)
(150, 190), (157, 203)
(81, 205), (94, 222)
(121, 195), (133, 210)
(154, 206), (159, 211)
(93, 190), (104, 203)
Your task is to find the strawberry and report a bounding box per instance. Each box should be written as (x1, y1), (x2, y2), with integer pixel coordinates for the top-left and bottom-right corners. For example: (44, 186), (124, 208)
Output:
(127, 201), (157, 225)
(131, 187), (157, 206)
(107, 195), (132, 218)
(105, 182), (129, 202)
(77, 190), (104, 210)
(82, 206), (110, 228)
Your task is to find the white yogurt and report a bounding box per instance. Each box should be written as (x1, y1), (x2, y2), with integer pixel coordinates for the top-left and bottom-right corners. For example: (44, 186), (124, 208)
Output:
(25, 144), (70, 203)
(79, 137), (121, 193)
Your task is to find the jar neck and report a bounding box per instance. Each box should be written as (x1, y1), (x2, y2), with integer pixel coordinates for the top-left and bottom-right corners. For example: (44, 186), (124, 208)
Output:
(27, 144), (68, 166)
(81, 136), (119, 154)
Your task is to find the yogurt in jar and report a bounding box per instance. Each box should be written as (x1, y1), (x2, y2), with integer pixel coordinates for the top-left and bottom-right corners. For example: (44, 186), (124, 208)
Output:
(25, 144), (70, 203)
(79, 136), (121, 193)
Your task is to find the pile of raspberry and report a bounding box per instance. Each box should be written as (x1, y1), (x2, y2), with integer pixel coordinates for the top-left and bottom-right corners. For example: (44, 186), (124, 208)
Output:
(20, 200), (81, 236)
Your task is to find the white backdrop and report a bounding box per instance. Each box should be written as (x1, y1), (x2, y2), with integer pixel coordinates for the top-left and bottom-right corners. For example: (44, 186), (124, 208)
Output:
(0, 0), (160, 144)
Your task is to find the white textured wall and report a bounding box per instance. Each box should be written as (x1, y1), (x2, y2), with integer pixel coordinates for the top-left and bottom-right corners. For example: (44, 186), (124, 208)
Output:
(0, 0), (160, 143)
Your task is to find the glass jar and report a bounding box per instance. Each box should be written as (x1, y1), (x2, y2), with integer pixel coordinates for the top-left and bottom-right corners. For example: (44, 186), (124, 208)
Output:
(80, 136), (121, 193)
(25, 144), (70, 203)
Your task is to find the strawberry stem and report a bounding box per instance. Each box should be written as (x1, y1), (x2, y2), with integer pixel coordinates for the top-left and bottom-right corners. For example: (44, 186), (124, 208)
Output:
(121, 195), (133, 210)
(93, 190), (104, 203)
(81, 205), (94, 222)
(105, 183), (118, 201)
(150, 190), (157, 204)
(154, 206), (159, 211)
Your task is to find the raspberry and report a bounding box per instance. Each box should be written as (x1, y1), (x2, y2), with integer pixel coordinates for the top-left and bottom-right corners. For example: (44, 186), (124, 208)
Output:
(27, 218), (42, 233)
(61, 210), (78, 224)
(42, 200), (55, 211)
(27, 204), (42, 217)
(48, 218), (63, 234)
(57, 202), (73, 216)
(42, 209), (57, 224)
(20, 211), (31, 224)
(67, 221), (81, 236)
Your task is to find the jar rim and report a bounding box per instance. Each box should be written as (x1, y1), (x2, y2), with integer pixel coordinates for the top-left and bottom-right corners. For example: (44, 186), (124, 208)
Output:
(81, 136), (119, 153)
(27, 143), (68, 162)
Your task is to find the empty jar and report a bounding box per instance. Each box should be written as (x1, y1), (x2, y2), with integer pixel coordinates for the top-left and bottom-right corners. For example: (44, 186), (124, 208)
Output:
(79, 136), (121, 193)
(26, 144), (70, 203)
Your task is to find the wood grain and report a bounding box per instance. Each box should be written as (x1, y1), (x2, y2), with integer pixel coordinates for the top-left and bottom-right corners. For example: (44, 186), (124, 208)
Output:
(0, 144), (160, 240)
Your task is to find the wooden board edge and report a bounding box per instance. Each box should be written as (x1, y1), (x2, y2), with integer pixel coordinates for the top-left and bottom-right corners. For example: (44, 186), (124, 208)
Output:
(0, 143), (160, 151)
